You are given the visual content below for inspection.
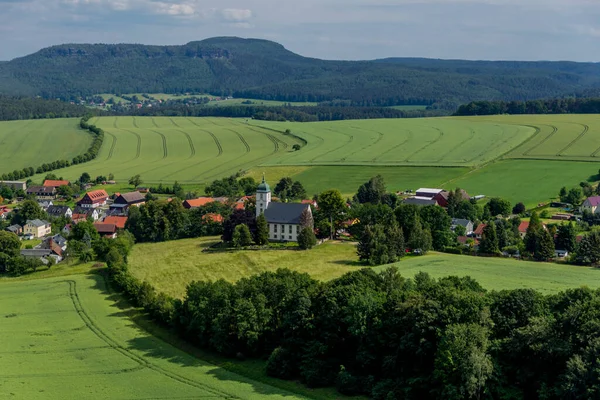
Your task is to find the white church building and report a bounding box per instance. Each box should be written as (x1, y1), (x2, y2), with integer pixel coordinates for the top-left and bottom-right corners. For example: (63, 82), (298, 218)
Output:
(256, 177), (312, 242)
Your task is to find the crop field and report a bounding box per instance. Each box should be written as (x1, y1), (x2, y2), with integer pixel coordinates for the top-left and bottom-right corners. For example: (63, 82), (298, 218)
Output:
(254, 118), (534, 167)
(0, 274), (310, 399)
(0, 118), (91, 173)
(3, 114), (600, 206)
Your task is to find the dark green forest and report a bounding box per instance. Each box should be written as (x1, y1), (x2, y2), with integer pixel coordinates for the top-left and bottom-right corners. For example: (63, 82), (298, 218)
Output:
(3, 37), (600, 107)
(455, 98), (600, 116)
(0, 96), (92, 120)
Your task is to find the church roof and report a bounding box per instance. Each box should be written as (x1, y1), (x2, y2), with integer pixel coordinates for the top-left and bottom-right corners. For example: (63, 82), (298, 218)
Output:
(264, 202), (309, 224)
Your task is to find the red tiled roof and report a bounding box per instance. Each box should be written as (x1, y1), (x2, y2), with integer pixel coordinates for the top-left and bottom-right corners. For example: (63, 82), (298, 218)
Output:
(202, 213), (224, 223)
(43, 180), (70, 188)
(474, 224), (486, 235)
(103, 216), (128, 229)
(518, 221), (530, 233)
(85, 189), (109, 201)
(183, 197), (228, 208)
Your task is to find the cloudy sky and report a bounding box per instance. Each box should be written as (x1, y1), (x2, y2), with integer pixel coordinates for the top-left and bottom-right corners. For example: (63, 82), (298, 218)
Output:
(1, 0), (599, 62)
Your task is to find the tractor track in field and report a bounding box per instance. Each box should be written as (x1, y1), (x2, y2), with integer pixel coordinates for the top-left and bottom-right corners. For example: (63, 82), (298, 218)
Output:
(64, 279), (240, 399)
(150, 130), (168, 159)
(113, 117), (118, 129)
(177, 129), (196, 158)
(340, 125), (385, 161)
(132, 117), (140, 129)
(243, 125), (287, 154)
(590, 142), (600, 158)
(309, 128), (354, 162)
(436, 128), (475, 163)
(123, 129), (142, 159)
(151, 118), (160, 128)
(226, 128), (251, 153)
(373, 130), (413, 162)
(465, 124), (518, 164)
(557, 123), (589, 156)
(104, 131), (117, 160)
(404, 127), (443, 162)
(169, 118), (181, 128)
(186, 118), (223, 157)
(523, 124), (557, 156)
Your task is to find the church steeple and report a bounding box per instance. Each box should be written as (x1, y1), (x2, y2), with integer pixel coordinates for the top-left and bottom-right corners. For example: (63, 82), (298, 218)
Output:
(256, 174), (271, 217)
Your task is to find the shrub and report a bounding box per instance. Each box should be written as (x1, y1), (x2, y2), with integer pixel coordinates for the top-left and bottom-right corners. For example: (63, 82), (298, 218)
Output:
(267, 347), (297, 379)
(298, 227), (317, 250)
(336, 366), (361, 396)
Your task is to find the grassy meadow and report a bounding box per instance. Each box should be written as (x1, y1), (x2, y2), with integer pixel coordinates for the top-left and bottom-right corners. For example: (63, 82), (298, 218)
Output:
(129, 237), (361, 298)
(128, 238), (600, 299)
(0, 274), (315, 400)
(0, 118), (91, 173)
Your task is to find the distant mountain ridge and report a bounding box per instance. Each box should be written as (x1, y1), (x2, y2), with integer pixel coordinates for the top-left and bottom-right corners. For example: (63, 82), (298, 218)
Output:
(1, 36), (600, 107)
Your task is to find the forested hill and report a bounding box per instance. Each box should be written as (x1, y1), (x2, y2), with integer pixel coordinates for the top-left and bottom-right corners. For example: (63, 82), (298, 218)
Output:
(2, 36), (600, 107)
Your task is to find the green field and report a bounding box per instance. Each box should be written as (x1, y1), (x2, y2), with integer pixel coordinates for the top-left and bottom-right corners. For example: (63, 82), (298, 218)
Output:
(129, 237), (361, 298)
(0, 118), (91, 173)
(4, 114), (600, 207)
(129, 238), (600, 298)
(0, 274), (312, 399)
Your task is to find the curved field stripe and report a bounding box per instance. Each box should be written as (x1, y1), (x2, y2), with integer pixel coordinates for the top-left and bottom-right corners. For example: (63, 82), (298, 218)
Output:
(339, 125), (385, 161)
(104, 131), (117, 160)
(373, 130), (413, 161)
(405, 127), (443, 162)
(123, 129), (142, 159)
(169, 118), (181, 128)
(556, 124), (589, 156)
(523, 124), (557, 156)
(436, 128), (475, 162)
(113, 117), (118, 129)
(466, 124), (521, 164)
(185, 118), (223, 156)
(310, 128), (354, 162)
(151, 118), (159, 128)
(590, 142), (600, 158)
(226, 128), (251, 153)
(150, 130), (168, 159)
(64, 280), (239, 399)
(243, 126), (280, 154)
(176, 129), (196, 158)
(132, 117), (139, 129)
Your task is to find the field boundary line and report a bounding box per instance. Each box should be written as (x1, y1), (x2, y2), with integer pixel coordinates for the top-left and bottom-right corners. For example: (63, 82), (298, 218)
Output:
(151, 129), (169, 159)
(186, 118), (223, 157)
(104, 131), (117, 160)
(123, 129), (142, 159)
(63, 279), (239, 399)
(556, 123), (589, 156)
(177, 129), (196, 158)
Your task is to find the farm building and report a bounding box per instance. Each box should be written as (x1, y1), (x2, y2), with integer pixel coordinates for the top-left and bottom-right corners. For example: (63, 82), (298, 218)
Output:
(402, 197), (437, 206)
(94, 223), (117, 239)
(256, 177), (312, 242)
(580, 196), (600, 214)
(103, 216), (128, 229)
(43, 179), (70, 189)
(5, 224), (22, 235)
(0, 180), (26, 191)
(415, 188), (444, 198)
(110, 192), (145, 214)
(77, 190), (109, 208)
(451, 218), (474, 235)
(23, 219), (51, 238)
(183, 197), (228, 209)
(47, 205), (73, 219)
(26, 186), (57, 200)
(434, 189), (470, 207)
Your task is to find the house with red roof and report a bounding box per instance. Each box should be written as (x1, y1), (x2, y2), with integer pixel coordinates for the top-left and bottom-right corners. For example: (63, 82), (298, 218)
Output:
(43, 179), (70, 188)
(202, 213), (224, 223)
(182, 197), (228, 209)
(77, 190), (109, 208)
(581, 196), (600, 214)
(103, 216), (128, 229)
(473, 223), (486, 239)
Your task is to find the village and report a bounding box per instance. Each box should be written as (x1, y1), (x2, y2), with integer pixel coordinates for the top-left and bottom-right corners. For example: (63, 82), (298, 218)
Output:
(1, 174), (595, 268)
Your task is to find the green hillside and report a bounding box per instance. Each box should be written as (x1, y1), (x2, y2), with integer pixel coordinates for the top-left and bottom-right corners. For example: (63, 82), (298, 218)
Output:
(2, 37), (600, 105)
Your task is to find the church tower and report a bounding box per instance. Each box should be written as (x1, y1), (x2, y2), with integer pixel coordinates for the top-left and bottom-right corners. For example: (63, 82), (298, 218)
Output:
(256, 174), (271, 217)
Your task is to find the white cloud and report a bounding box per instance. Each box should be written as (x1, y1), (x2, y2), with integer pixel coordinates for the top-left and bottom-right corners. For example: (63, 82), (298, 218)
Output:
(220, 8), (252, 22)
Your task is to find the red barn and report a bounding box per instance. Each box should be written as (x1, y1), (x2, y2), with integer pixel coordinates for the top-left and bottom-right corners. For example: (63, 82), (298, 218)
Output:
(77, 189), (109, 208)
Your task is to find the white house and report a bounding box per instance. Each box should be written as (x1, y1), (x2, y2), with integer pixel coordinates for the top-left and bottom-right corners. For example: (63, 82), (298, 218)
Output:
(581, 196), (600, 214)
(256, 177), (312, 242)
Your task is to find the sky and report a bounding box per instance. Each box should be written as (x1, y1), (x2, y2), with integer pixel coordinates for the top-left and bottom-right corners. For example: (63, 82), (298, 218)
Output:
(1, 0), (600, 62)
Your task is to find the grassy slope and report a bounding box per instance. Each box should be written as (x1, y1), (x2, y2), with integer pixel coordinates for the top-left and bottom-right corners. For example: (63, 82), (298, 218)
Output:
(129, 238), (600, 298)
(128, 238), (361, 298)
(0, 118), (91, 173)
(378, 253), (600, 295)
(448, 159), (600, 207)
(0, 274), (322, 400)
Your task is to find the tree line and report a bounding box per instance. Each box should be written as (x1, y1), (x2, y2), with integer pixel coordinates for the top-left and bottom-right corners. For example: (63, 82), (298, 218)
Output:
(0, 96), (92, 121)
(105, 253), (600, 399)
(0, 115), (104, 181)
(455, 98), (600, 116)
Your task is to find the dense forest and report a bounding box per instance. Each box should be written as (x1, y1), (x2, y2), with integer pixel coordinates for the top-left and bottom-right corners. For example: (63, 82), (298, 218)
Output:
(455, 98), (600, 116)
(3, 37), (600, 107)
(0, 96), (93, 120)
(129, 103), (447, 121)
